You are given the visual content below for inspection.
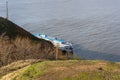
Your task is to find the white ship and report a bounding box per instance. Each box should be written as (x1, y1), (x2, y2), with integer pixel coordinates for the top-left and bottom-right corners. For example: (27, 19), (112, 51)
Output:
(34, 34), (73, 53)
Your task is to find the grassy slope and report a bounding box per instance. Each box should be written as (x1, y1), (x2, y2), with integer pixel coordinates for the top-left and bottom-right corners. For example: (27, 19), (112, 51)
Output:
(0, 17), (34, 40)
(1, 60), (120, 80)
(0, 17), (54, 50)
(0, 17), (56, 67)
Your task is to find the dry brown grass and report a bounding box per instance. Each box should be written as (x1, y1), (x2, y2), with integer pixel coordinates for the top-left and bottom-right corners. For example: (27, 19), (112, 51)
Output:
(34, 60), (120, 80)
(1, 60), (120, 80)
(0, 35), (54, 67)
(0, 34), (71, 68)
(0, 59), (43, 78)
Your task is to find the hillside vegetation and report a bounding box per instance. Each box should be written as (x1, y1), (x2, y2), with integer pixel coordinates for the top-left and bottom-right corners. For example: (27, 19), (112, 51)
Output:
(0, 17), (68, 67)
(0, 17), (40, 40)
(0, 60), (120, 80)
(0, 36), (58, 67)
(0, 17), (54, 67)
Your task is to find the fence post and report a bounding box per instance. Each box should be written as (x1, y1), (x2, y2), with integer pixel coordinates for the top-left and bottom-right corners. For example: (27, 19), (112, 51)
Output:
(56, 43), (59, 60)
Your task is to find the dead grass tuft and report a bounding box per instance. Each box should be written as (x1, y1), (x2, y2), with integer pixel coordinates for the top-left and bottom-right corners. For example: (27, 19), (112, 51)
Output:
(0, 59), (43, 78)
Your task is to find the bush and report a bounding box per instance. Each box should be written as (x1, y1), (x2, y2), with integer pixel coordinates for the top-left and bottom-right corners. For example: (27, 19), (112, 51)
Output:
(0, 36), (54, 67)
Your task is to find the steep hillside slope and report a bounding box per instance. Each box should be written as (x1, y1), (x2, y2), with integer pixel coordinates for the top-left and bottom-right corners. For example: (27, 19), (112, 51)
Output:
(0, 17), (44, 40)
(0, 17), (55, 67)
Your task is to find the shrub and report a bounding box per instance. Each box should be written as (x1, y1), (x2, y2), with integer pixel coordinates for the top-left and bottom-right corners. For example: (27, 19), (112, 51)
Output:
(0, 36), (54, 67)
